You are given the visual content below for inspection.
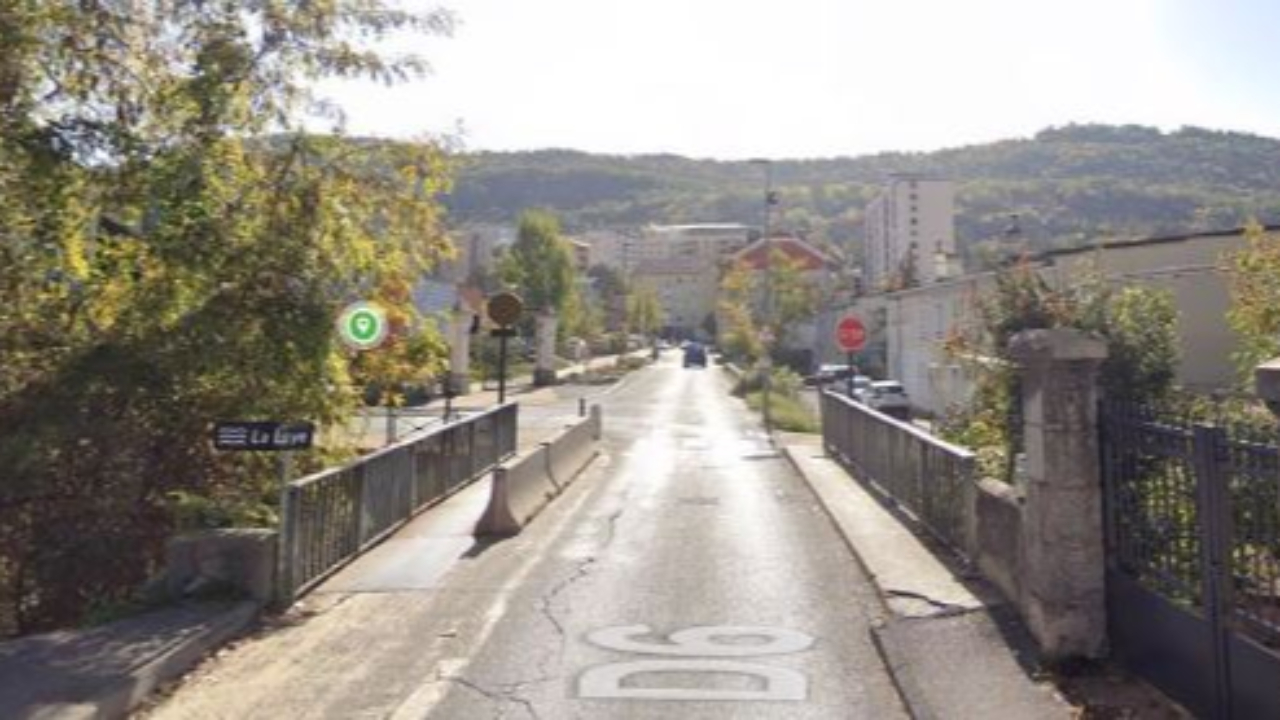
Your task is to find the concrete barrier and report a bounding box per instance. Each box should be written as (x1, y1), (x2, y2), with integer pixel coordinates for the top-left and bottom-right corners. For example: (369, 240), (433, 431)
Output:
(475, 406), (603, 536)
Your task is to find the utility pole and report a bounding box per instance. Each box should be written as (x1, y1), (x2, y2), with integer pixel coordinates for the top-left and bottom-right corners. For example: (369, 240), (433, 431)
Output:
(750, 159), (777, 438)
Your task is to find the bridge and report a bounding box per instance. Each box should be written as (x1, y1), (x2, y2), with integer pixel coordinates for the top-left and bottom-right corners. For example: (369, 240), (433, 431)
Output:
(0, 338), (1219, 718)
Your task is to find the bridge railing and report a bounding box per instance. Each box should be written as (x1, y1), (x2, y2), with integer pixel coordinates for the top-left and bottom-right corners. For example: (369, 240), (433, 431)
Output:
(279, 403), (518, 601)
(820, 390), (976, 553)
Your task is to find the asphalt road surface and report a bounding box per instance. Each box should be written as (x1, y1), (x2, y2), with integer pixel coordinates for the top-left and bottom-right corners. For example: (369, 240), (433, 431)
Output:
(144, 356), (906, 719)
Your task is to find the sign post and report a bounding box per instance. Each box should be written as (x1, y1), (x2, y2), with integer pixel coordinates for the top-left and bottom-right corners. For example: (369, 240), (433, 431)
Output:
(487, 292), (525, 404)
(834, 314), (867, 398)
(213, 421), (315, 607)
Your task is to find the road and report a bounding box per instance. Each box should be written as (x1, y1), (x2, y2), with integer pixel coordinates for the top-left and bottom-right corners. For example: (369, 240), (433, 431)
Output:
(143, 356), (906, 719)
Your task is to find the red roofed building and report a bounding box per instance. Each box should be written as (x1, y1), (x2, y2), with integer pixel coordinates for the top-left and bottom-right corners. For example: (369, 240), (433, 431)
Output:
(722, 235), (839, 366)
(732, 235), (834, 273)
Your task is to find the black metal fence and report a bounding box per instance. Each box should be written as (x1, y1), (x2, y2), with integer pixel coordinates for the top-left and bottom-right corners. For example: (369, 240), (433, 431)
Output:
(821, 390), (976, 552)
(279, 403), (518, 600)
(1101, 400), (1280, 719)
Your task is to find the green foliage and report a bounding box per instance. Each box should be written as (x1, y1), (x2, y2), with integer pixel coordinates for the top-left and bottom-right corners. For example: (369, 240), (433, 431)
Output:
(942, 258), (1180, 481)
(1225, 221), (1280, 382)
(445, 126), (1280, 255)
(0, 1), (452, 635)
(502, 210), (576, 313)
(717, 250), (820, 364)
(743, 392), (819, 434)
(626, 284), (664, 337)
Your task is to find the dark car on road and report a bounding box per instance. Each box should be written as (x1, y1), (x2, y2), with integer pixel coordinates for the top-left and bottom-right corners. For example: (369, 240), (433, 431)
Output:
(683, 343), (708, 368)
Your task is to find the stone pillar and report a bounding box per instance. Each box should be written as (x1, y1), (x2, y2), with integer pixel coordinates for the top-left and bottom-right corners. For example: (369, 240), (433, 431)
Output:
(1008, 328), (1108, 660)
(534, 312), (558, 387)
(448, 310), (472, 395)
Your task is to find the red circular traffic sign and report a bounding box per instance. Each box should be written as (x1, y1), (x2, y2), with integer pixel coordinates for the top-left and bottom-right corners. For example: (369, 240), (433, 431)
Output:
(835, 315), (867, 353)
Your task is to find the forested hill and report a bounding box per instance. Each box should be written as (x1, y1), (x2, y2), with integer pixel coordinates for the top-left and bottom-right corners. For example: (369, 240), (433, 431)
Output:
(441, 124), (1280, 261)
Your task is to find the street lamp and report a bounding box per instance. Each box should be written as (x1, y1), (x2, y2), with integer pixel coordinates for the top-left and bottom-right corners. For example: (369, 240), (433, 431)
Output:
(749, 159), (778, 438)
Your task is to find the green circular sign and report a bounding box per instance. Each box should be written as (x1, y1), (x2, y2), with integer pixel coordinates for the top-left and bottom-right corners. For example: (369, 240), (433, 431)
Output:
(338, 301), (389, 350)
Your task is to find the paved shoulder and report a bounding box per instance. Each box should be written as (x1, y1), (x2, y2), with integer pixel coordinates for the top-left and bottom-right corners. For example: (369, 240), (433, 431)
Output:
(781, 436), (1072, 720)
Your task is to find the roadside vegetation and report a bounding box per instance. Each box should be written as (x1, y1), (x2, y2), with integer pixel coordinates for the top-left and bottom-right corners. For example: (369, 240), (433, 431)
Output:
(0, 3), (454, 636)
(938, 257), (1180, 482)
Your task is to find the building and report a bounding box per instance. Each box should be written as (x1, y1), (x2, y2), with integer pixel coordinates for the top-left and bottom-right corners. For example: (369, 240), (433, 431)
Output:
(863, 175), (958, 291)
(572, 229), (633, 270)
(642, 224), (754, 266)
(632, 258), (719, 339)
(842, 225), (1274, 415)
(569, 239), (591, 272)
(729, 235), (838, 368)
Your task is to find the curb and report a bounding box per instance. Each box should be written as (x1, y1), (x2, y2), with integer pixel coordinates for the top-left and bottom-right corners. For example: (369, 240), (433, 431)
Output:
(778, 441), (1071, 720)
(12, 601), (260, 720)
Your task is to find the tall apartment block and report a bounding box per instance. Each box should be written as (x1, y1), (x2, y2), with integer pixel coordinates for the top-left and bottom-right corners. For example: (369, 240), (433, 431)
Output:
(863, 176), (957, 291)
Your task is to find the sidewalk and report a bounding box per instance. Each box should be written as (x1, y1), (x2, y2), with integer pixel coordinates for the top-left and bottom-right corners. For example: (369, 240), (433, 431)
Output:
(342, 352), (639, 450)
(0, 602), (257, 720)
(0, 376), (622, 720)
(778, 432), (1188, 720)
(777, 432), (1073, 720)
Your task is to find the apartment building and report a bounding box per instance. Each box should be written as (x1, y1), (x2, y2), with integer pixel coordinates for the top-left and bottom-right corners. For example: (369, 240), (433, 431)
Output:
(863, 176), (958, 291)
(632, 257), (719, 338)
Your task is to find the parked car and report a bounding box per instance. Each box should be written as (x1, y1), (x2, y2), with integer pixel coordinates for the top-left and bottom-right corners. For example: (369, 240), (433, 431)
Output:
(858, 380), (911, 419)
(683, 342), (708, 368)
(803, 361), (855, 384)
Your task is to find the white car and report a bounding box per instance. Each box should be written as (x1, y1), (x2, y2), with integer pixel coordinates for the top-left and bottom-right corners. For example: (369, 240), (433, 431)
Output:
(858, 380), (911, 419)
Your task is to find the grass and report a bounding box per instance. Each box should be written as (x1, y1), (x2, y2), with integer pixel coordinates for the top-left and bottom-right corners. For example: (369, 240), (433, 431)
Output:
(744, 391), (819, 433)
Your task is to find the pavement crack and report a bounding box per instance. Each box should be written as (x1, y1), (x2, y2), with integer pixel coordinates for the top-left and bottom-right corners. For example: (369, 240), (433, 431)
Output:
(884, 588), (978, 617)
(599, 505), (626, 548)
(536, 556), (597, 639)
(448, 676), (543, 720)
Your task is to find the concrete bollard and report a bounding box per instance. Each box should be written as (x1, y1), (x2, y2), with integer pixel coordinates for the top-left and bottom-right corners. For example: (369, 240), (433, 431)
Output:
(473, 467), (521, 537)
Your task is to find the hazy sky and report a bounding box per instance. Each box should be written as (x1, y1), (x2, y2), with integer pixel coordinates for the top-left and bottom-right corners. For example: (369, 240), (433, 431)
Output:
(320, 0), (1280, 159)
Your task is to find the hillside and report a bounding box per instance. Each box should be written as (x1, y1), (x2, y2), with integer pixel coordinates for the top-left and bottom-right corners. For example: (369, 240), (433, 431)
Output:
(441, 124), (1280, 263)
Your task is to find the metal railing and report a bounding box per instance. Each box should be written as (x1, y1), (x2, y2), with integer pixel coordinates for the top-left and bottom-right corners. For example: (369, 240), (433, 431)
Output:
(821, 390), (976, 552)
(1101, 400), (1280, 649)
(279, 403), (518, 601)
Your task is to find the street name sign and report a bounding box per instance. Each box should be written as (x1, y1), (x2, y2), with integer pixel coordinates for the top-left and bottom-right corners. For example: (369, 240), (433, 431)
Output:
(214, 422), (315, 452)
(835, 314), (867, 353)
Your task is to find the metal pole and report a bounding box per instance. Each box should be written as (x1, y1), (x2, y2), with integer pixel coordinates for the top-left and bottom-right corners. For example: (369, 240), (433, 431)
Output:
(847, 351), (856, 398)
(276, 451), (295, 608)
(497, 329), (509, 404)
(761, 161), (774, 437)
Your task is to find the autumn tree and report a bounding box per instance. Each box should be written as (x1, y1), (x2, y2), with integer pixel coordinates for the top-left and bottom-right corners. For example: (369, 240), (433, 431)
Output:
(0, 1), (454, 634)
(1225, 221), (1280, 382)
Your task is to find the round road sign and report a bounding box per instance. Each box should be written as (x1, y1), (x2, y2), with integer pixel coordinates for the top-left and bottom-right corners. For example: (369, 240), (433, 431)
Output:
(835, 315), (867, 353)
(338, 301), (389, 351)
(487, 292), (524, 327)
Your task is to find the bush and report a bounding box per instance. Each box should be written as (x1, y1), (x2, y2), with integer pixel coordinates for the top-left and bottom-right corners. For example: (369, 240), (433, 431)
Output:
(744, 392), (819, 433)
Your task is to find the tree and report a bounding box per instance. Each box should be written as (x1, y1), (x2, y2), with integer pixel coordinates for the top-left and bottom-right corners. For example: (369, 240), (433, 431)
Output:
(1226, 221), (1280, 383)
(502, 210), (575, 314)
(626, 284), (664, 340)
(587, 264), (629, 331)
(718, 247), (821, 363)
(0, 1), (454, 634)
(942, 257), (1179, 481)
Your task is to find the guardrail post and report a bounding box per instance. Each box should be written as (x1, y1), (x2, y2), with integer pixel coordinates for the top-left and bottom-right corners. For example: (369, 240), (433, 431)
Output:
(275, 484), (299, 609)
(1008, 328), (1109, 661)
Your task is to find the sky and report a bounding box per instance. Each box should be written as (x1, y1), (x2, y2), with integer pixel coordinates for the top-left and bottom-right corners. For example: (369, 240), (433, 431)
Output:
(319, 0), (1280, 160)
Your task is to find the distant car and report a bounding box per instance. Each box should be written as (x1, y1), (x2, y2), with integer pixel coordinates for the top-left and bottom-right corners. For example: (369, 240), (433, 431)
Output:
(804, 364), (860, 387)
(683, 343), (708, 368)
(859, 380), (911, 419)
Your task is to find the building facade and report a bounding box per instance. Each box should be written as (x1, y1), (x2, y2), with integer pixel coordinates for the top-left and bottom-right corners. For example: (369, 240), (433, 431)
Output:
(863, 176), (957, 292)
(843, 226), (1269, 415)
